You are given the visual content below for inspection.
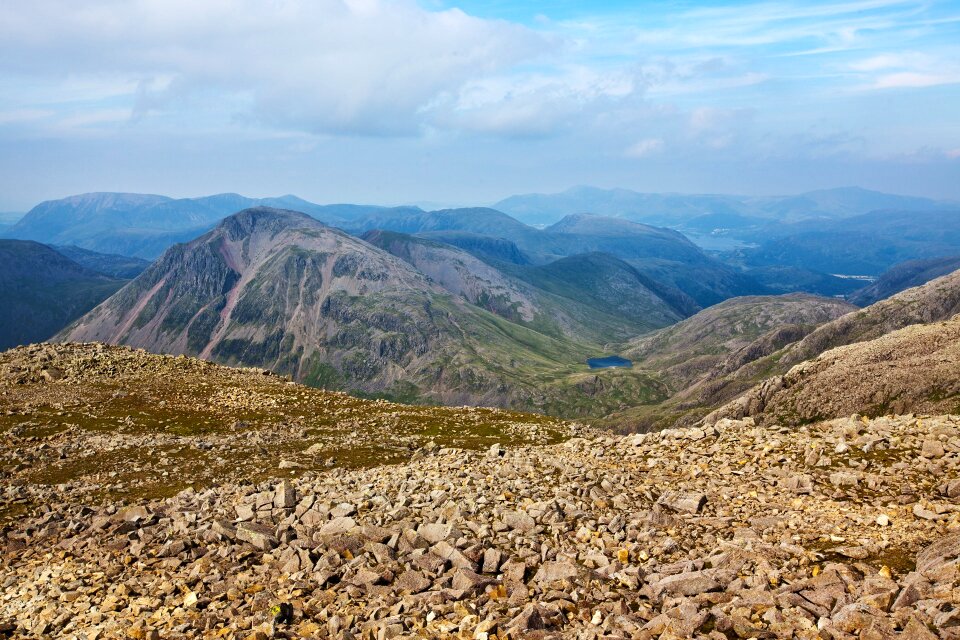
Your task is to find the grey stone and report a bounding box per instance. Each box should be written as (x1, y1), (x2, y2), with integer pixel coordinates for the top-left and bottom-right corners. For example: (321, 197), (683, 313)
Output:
(657, 491), (707, 514)
(236, 522), (279, 551)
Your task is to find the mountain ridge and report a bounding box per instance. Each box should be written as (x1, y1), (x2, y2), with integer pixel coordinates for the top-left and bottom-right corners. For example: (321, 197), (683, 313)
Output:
(57, 207), (669, 416)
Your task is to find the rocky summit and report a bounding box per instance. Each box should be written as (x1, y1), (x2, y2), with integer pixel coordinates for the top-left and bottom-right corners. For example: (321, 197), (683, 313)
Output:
(2, 344), (959, 638)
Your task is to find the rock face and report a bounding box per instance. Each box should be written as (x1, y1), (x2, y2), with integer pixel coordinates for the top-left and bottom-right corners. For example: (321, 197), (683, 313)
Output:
(2, 341), (959, 637)
(781, 267), (960, 368)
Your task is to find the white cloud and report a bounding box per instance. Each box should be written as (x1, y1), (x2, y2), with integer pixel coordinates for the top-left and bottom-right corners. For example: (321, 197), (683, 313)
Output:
(0, 0), (550, 136)
(847, 50), (960, 90)
(872, 71), (960, 89)
(848, 51), (931, 71)
(429, 65), (643, 137)
(624, 138), (664, 158)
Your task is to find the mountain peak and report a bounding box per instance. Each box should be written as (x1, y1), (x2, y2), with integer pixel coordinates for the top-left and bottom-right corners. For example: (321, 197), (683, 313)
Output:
(216, 206), (320, 240)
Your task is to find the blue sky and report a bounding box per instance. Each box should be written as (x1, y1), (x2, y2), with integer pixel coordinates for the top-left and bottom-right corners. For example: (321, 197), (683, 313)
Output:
(0, 0), (958, 210)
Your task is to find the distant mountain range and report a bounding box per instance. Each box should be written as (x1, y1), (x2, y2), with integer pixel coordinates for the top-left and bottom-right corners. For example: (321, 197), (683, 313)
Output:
(6, 188), (959, 283)
(5, 188), (960, 423)
(494, 185), (950, 227)
(0, 192), (387, 259)
(495, 187), (960, 274)
(727, 209), (960, 275)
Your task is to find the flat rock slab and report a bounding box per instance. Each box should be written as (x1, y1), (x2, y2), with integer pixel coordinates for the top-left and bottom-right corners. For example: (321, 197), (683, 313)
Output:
(916, 532), (960, 579)
(236, 522), (278, 551)
(657, 491), (707, 514)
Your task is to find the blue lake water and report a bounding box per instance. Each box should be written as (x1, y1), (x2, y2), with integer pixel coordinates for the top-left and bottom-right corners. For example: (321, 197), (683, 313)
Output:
(586, 355), (633, 369)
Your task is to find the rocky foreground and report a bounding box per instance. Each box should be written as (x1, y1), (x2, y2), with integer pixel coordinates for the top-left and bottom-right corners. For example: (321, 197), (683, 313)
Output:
(2, 390), (959, 637)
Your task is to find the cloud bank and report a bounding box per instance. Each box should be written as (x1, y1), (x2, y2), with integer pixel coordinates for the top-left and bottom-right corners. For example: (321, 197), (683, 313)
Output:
(0, 0), (957, 207)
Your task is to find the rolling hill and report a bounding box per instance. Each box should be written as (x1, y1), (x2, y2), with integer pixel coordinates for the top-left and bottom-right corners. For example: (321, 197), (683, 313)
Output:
(347, 209), (766, 307)
(623, 294), (857, 393)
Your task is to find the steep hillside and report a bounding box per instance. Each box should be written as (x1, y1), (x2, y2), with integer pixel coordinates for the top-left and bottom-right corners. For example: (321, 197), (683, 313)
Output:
(625, 294), (857, 391)
(3, 343), (959, 638)
(0, 240), (127, 350)
(604, 268), (960, 431)
(780, 267), (960, 367)
(502, 252), (695, 323)
(53, 245), (152, 278)
(362, 231), (682, 342)
(416, 231), (530, 265)
(56, 208), (661, 416)
(351, 207), (765, 307)
(850, 257), (960, 306)
(705, 314), (960, 425)
(361, 230), (541, 323)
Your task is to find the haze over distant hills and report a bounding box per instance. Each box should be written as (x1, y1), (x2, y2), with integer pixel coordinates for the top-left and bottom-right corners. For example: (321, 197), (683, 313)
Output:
(496, 187), (960, 272)
(727, 209), (960, 275)
(494, 185), (950, 227)
(5, 187), (960, 424)
(1, 192), (387, 259)
(850, 255), (960, 306)
(7, 187), (958, 264)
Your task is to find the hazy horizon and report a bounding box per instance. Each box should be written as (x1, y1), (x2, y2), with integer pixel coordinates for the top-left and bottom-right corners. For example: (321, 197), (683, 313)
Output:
(2, 183), (957, 217)
(1, 0), (958, 210)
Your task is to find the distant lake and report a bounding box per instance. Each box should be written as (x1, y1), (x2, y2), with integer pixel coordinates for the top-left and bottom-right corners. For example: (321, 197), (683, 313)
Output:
(587, 355), (633, 369)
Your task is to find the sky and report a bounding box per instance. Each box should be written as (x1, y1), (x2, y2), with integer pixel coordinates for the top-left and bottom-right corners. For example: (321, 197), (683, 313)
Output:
(0, 0), (958, 210)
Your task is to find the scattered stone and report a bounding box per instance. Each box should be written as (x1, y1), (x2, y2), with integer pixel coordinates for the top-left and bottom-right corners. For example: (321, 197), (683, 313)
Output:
(0, 346), (958, 640)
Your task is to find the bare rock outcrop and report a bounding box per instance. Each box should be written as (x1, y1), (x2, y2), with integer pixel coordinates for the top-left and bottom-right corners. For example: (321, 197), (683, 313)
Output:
(705, 314), (960, 425)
